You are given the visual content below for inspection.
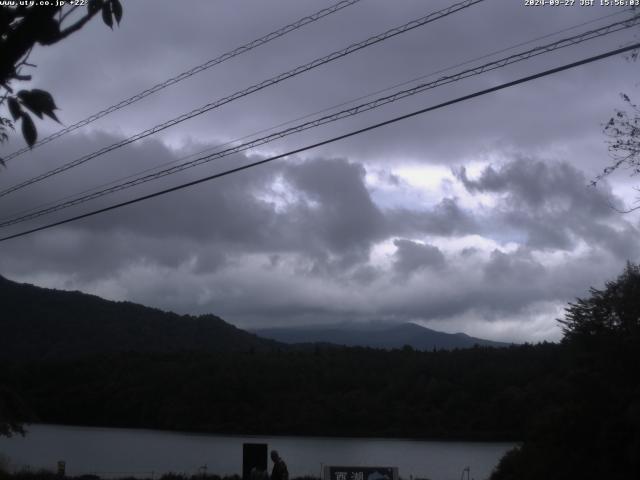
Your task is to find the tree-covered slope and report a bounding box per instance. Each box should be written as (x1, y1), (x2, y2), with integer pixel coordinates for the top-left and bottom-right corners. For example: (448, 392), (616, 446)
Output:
(0, 275), (279, 360)
(4, 344), (563, 440)
(490, 263), (640, 480)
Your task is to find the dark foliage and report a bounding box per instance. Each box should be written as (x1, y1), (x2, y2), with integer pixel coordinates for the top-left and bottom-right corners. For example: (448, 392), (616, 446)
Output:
(3, 264), (640, 479)
(0, 275), (280, 361)
(599, 88), (640, 211)
(0, 472), (248, 480)
(0, 273), (545, 442)
(0, 274), (275, 438)
(560, 261), (640, 343)
(2, 343), (564, 441)
(491, 263), (640, 480)
(601, 94), (640, 181)
(0, 385), (31, 437)
(0, 273), (578, 443)
(0, 1), (122, 153)
(0, 274), (504, 358)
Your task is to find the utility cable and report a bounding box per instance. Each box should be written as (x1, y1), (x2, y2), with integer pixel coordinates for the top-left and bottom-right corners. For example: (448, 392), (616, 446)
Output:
(0, 0), (364, 162)
(0, 0), (485, 198)
(1, 14), (637, 228)
(1, 41), (637, 243)
(2, 6), (625, 223)
(1, 9), (627, 224)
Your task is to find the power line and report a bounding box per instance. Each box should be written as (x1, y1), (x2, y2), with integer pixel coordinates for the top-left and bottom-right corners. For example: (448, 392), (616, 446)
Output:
(1, 42), (637, 244)
(0, 0), (485, 199)
(2, 14), (637, 229)
(0, 0), (364, 162)
(3, 7), (626, 224)
(1, 9), (626, 224)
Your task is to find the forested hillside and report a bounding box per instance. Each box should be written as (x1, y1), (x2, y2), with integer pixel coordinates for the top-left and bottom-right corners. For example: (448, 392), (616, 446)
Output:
(0, 275), (279, 360)
(490, 263), (640, 480)
(3, 344), (561, 440)
(2, 264), (639, 480)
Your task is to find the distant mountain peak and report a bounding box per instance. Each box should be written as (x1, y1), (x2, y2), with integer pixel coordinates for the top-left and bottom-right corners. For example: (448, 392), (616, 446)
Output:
(252, 321), (510, 350)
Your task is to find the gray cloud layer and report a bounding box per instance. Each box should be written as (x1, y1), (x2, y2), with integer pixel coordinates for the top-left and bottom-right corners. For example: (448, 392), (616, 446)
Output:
(1, 129), (638, 342)
(1, 0), (639, 342)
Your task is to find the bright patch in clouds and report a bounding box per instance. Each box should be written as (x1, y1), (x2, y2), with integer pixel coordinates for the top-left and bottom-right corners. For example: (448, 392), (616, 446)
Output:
(2, 0), (639, 344)
(417, 301), (566, 343)
(391, 162), (500, 211)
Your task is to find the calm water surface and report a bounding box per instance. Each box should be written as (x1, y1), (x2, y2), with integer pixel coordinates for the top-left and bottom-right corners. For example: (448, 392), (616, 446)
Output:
(0, 425), (514, 480)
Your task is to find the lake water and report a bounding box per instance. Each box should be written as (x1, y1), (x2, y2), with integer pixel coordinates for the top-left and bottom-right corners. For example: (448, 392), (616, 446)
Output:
(0, 425), (514, 480)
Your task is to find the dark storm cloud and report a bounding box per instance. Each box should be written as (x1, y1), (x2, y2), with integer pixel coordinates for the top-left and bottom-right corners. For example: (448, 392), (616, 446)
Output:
(386, 197), (478, 237)
(1, 0), (639, 342)
(392, 239), (445, 275)
(455, 158), (640, 257)
(283, 157), (386, 262)
(482, 248), (545, 284)
(0, 229), (214, 283)
(2, 0), (632, 172)
(1, 131), (637, 337)
(0, 129), (486, 281)
(456, 159), (616, 214)
(349, 264), (381, 285)
(0, 133), (390, 279)
(373, 246), (624, 326)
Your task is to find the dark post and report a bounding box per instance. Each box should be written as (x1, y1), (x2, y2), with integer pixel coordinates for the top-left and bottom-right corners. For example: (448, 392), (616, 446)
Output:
(243, 443), (268, 480)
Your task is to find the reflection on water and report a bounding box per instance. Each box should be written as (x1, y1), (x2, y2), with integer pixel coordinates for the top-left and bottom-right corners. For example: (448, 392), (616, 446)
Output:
(0, 425), (514, 480)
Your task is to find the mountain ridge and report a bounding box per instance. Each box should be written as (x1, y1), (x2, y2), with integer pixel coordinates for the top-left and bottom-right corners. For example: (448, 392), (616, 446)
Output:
(253, 321), (509, 350)
(0, 274), (280, 360)
(1, 274), (507, 360)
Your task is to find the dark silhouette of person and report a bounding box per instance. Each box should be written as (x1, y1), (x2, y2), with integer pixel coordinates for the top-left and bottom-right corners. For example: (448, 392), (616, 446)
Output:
(270, 450), (289, 480)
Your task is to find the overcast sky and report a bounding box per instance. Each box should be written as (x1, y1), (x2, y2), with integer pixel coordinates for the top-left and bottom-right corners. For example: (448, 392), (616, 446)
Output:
(1, 0), (639, 342)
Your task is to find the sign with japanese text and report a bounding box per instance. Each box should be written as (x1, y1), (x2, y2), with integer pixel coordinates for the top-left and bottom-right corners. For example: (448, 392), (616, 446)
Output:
(323, 466), (398, 480)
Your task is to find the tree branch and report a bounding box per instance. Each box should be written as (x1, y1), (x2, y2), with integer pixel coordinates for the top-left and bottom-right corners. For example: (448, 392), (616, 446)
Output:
(607, 197), (640, 214)
(0, 7), (59, 81)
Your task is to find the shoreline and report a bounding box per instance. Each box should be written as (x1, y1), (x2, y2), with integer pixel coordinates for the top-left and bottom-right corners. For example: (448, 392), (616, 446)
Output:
(18, 423), (521, 445)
